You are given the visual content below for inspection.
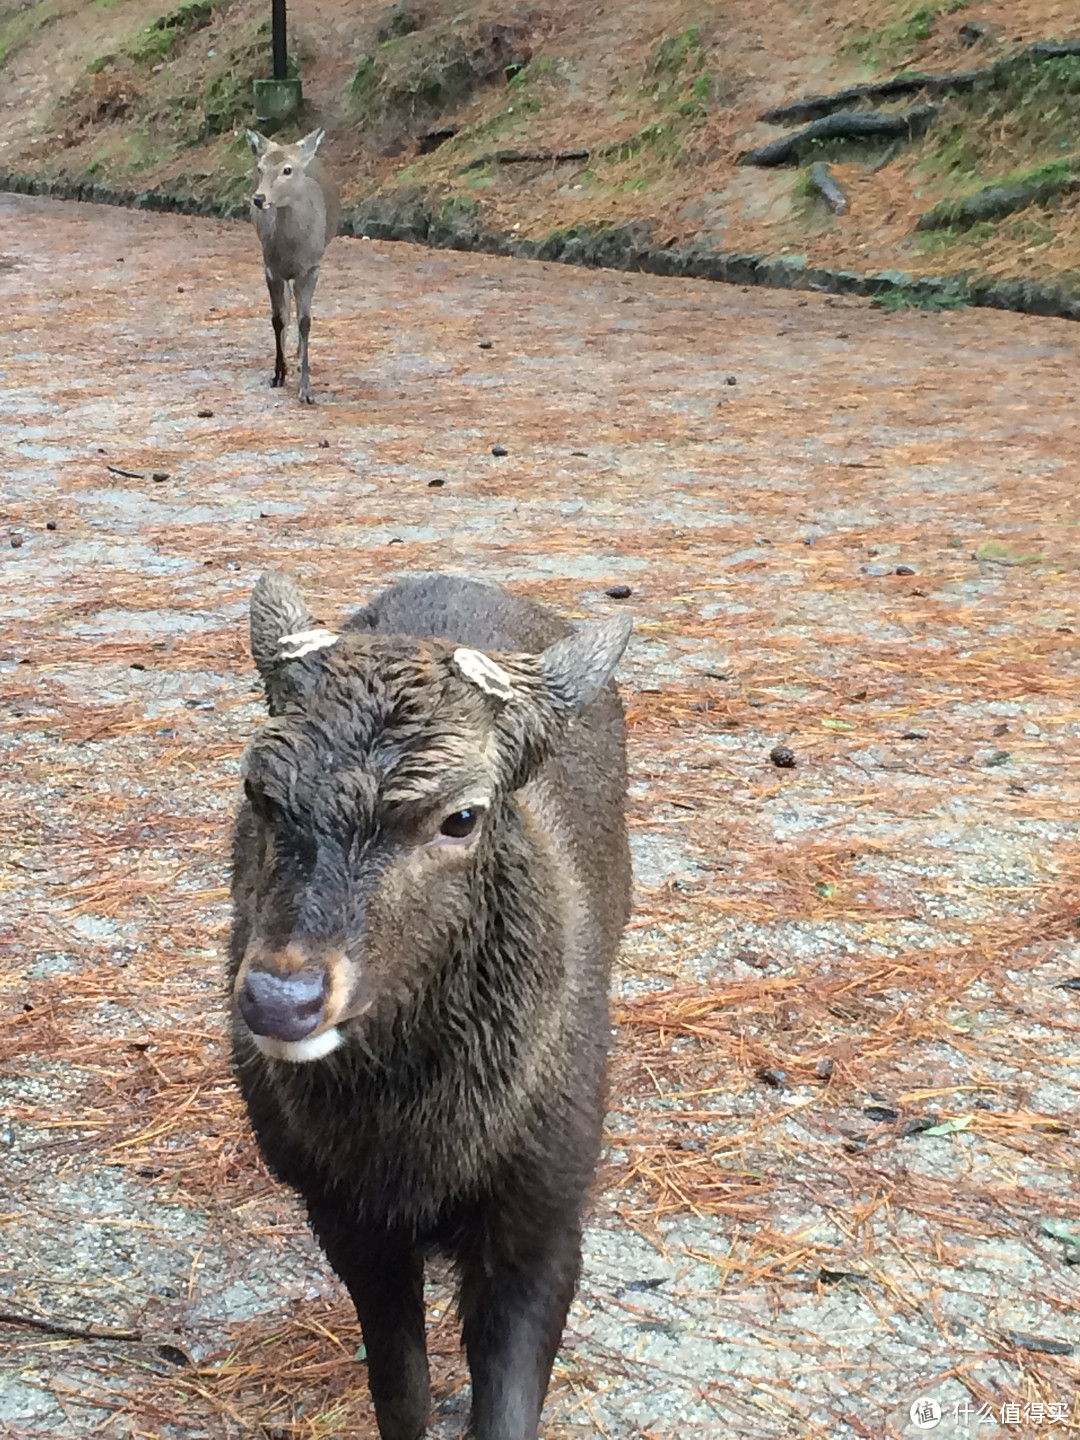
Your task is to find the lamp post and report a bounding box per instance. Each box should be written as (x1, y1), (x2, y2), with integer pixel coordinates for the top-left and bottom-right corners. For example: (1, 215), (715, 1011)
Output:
(254, 0), (302, 128)
(272, 0), (287, 81)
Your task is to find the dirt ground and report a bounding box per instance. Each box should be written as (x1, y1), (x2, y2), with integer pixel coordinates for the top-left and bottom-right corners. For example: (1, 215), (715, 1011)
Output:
(1, 194), (1079, 1440)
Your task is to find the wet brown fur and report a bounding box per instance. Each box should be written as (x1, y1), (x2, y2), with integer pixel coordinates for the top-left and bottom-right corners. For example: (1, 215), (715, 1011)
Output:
(228, 573), (631, 1440)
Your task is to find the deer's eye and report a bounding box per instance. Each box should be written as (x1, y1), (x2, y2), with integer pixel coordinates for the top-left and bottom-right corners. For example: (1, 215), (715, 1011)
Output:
(282, 165), (293, 175)
(439, 808), (480, 840)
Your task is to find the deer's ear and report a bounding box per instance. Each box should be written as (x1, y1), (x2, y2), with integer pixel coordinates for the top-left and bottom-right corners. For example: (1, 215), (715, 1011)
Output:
(246, 129), (270, 157)
(296, 129), (326, 161)
(540, 615), (632, 713)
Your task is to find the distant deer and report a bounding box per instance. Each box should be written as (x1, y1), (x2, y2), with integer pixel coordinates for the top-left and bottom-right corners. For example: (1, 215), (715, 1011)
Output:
(246, 128), (341, 405)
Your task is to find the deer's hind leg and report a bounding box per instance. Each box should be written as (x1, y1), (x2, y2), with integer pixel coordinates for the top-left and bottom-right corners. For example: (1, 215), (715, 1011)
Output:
(294, 264), (321, 405)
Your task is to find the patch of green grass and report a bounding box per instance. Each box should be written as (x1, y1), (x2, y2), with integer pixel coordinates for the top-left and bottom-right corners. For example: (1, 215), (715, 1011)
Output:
(973, 539), (1042, 565)
(917, 220), (997, 251)
(644, 24), (710, 115)
(0, 1), (58, 69)
(923, 55), (1080, 182)
(348, 27), (488, 123)
(845, 0), (968, 72)
(126, 1), (213, 68)
(872, 284), (970, 311)
(622, 176), (649, 192)
(606, 121), (682, 162)
(650, 25), (700, 78)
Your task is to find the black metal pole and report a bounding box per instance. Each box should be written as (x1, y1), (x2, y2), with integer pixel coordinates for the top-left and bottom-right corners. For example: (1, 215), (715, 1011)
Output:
(271, 0), (287, 80)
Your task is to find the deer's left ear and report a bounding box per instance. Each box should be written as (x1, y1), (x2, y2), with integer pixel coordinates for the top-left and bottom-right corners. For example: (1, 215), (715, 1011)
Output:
(296, 129), (326, 160)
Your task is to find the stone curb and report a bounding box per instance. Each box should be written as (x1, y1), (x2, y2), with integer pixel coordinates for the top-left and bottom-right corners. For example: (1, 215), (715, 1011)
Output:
(3, 169), (1079, 323)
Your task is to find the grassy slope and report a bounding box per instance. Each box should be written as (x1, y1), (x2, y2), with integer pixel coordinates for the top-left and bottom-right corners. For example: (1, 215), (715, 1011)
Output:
(0, 0), (1078, 290)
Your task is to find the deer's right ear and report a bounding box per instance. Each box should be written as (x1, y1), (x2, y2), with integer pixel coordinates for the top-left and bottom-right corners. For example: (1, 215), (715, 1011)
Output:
(246, 129), (269, 157)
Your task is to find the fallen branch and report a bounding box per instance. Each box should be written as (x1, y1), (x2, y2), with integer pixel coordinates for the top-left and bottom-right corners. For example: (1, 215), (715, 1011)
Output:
(809, 161), (849, 215)
(761, 38), (1080, 125)
(740, 104), (935, 167)
(106, 464), (145, 480)
(0, 1308), (142, 1343)
(0, 1308), (191, 1366)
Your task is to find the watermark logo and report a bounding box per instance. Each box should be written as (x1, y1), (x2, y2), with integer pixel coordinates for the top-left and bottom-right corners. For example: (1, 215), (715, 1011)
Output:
(910, 1399), (942, 1429)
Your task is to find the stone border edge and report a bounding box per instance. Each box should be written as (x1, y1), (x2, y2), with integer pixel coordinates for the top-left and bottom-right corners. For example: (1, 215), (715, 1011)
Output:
(2, 170), (1078, 323)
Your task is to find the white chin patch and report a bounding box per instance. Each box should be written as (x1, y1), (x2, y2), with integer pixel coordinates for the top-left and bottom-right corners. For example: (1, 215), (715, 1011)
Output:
(251, 1027), (343, 1063)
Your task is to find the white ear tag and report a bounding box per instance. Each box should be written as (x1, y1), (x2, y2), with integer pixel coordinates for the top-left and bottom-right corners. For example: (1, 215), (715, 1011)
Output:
(277, 628), (340, 661)
(453, 647), (515, 701)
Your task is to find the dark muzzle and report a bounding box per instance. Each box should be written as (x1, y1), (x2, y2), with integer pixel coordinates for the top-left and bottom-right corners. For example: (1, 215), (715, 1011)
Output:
(252, 193), (266, 210)
(239, 967), (328, 1041)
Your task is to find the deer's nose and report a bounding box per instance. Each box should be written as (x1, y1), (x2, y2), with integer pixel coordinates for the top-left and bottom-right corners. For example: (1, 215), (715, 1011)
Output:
(239, 967), (328, 1041)
(252, 193), (266, 210)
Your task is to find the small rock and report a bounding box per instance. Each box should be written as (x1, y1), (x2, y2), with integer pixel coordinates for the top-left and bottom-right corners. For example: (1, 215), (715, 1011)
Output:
(606, 584), (632, 599)
(985, 749), (1011, 767)
(177, 285), (185, 293)
(815, 1057), (834, 1079)
(570, 449), (588, 457)
(992, 723), (1009, 736)
(46, 521), (57, 531)
(726, 375), (737, 385)
(901, 729), (928, 740)
(757, 1067), (787, 1088)
(151, 471), (170, 483)
(491, 444), (507, 457)
(864, 1104), (899, 1122)
(10, 534), (23, 548)
(770, 744), (797, 768)
(895, 564), (916, 576)
(428, 478), (445, 488)
(197, 408), (214, 418)
(736, 949), (767, 968)
(318, 439), (330, 449)
(478, 339), (493, 349)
